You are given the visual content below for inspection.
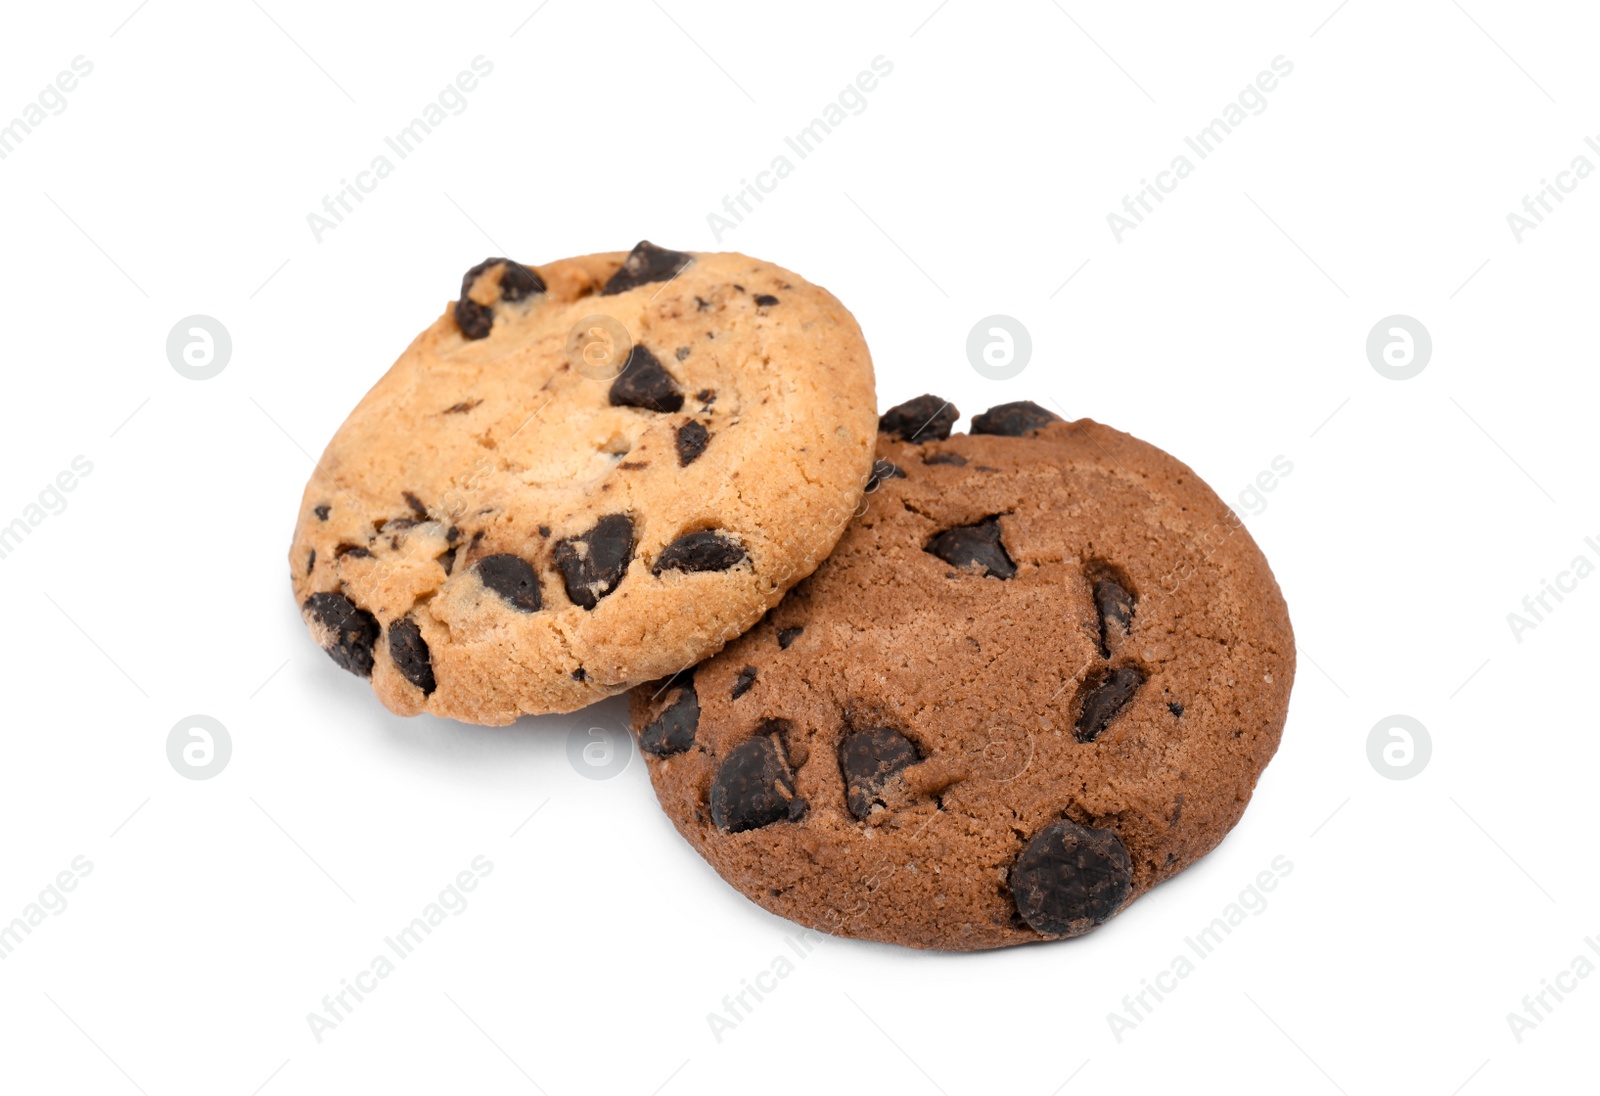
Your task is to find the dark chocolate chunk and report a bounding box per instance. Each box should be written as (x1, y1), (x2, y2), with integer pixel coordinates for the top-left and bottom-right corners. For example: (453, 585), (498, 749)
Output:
(446, 526), (461, 543)
(303, 592), (379, 677)
(695, 388), (716, 405)
(1168, 702), (1184, 718)
(1075, 666), (1146, 742)
(839, 728), (922, 820)
(676, 346), (691, 362)
(924, 452), (967, 467)
(609, 345), (684, 413)
(1093, 576), (1135, 657)
(926, 517), (1015, 579)
(313, 504), (331, 521)
(601, 241), (694, 295)
(777, 627), (803, 650)
(572, 668), (586, 681)
(731, 666), (757, 700)
(437, 546), (458, 575)
(455, 299), (492, 340)
(865, 460), (906, 492)
(879, 395), (958, 442)
(654, 531), (747, 574)
(335, 543), (372, 559)
(454, 258), (546, 340)
(552, 514), (634, 610)
(676, 420), (710, 466)
(403, 492), (428, 518)
(537, 525), (550, 537)
(971, 401), (1060, 437)
(475, 553), (542, 612)
(754, 293), (779, 306)
(638, 681), (700, 757)
(388, 618), (436, 695)
(1010, 820), (1132, 935)
(710, 732), (804, 833)
(306, 549), (316, 575)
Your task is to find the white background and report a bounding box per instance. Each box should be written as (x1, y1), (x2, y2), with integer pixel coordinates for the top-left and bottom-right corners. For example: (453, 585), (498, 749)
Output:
(1, 1), (1595, 1093)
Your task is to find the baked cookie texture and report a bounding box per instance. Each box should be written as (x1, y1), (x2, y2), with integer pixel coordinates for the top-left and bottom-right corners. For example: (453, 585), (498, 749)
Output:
(290, 243), (878, 724)
(631, 397), (1294, 950)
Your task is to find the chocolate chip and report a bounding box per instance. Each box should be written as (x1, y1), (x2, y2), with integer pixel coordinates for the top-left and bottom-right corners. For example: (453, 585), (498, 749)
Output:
(1168, 702), (1184, 718)
(454, 258), (546, 340)
(926, 517), (1015, 579)
(971, 401), (1060, 437)
(388, 618), (436, 695)
(537, 525), (550, 537)
(553, 514), (634, 610)
(437, 546), (458, 575)
(335, 543), (372, 559)
(710, 732), (804, 833)
(306, 549), (316, 575)
(1010, 820), (1132, 935)
(675, 346), (691, 362)
(601, 241), (693, 295)
(696, 388), (715, 405)
(1075, 666), (1145, 742)
(865, 460), (905, 491)
(676, 420), (710, 466)
(777, 626), (803, 649)
(446, 526), (461, 543)
(731, 666), (757, 699)
(609, 345), (684, 413)
(303, 593), (379, 677)
(403, 491), (428, 518)
(476, 554), (542, 612)
(455, 299), (492, 339)
(313, 504), (331, 521)
(1092, 576), (1135, 657)
(654, 531), (747, 574)
(572, 668), (586, 681)
(639, 680), (700, 757)
(754, 294), (779, 306)
(839, 728), (922, 820)
(924, 452), (967, 467)
(879, 394), (958, 442)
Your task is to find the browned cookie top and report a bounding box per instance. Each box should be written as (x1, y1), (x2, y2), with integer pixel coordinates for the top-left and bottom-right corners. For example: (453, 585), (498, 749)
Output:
(290, 243), (877, 724)
(631, 397), (1295, 950)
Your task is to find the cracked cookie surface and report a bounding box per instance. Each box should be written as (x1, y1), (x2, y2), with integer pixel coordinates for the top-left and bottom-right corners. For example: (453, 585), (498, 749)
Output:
(630, 397), (1294, 950)
(289, 243), (877, 723)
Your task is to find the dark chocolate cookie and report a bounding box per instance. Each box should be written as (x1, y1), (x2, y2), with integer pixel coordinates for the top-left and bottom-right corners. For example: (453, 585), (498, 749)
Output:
(630, 398), (1294, 950)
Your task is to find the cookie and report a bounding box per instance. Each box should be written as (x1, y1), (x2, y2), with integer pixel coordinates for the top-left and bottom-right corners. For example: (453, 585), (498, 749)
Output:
(630, 396), (1294, 950)
(290, 243), (877, 724)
